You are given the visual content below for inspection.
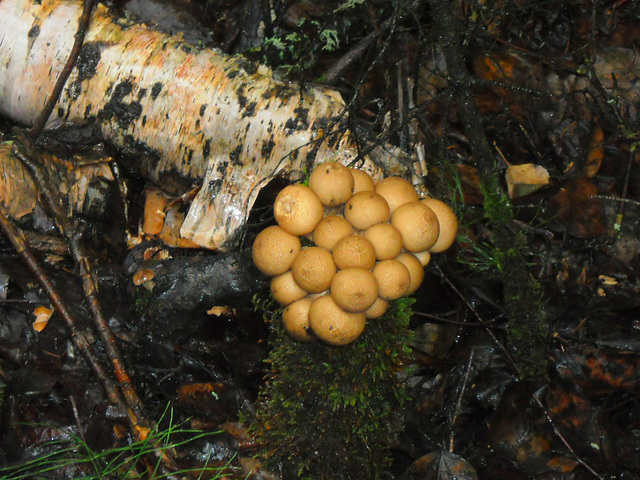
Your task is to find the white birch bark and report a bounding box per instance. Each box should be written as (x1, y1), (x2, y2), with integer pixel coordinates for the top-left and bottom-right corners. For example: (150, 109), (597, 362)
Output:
(0, 0), (396, 250)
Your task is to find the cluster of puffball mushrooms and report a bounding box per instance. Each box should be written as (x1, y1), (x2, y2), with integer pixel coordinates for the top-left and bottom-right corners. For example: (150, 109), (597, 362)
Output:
(252, 162), (458, 346)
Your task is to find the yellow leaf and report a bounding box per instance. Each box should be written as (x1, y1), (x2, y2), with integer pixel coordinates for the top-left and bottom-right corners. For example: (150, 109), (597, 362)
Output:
(33, 305), (54, 332)
(505, 163), (550, 199)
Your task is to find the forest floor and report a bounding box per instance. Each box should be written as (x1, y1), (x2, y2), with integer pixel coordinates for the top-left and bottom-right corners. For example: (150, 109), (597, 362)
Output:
(1, 1), (640, 479)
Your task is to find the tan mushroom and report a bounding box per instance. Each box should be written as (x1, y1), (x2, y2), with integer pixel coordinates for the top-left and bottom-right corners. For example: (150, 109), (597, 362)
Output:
(252, 225), (301, 276)
(308, 294), (366, 346)
(291, 246), (337, 293)
(309, 161), (354, 207)
(274, 184), (324, 235)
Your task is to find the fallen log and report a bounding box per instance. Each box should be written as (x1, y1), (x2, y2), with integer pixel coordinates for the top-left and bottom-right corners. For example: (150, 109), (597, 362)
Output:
(0, 0), (410, 251)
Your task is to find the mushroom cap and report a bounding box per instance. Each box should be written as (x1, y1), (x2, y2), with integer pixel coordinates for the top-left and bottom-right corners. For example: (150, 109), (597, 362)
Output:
(374, 176), (419, 213)
(411, 249), (432, 267)
(344, 191), (390, 230)
(391, 201), (440, 252)
(330, 267), (379, 313)
(271, 271), (308, 305)
(309, 294), (366, 346)
(313, 215), (354, 251)
(364, 297), (389, 319)
(309, 162), (354, 207)
(282, 297), (315, 342)
(395, 252), (425, 295)
(364, 223), (404, 260)
(291, 246), (337, 293)
(372, 259), (411, 300)
(349, 168), (375, 193)
(252, 225), (301, 276)
(420, 197), (458, 253)
(274, 184), (324, 235)
(332, 234), (377, 270)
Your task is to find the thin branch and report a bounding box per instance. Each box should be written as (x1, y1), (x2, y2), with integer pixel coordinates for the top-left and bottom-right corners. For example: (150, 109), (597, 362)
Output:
(448, 348), (474, 453)
(0, 206), (132, 421)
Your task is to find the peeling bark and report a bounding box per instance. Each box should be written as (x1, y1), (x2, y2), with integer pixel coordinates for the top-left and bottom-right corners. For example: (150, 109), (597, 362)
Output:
(0, 142), (116, 222)
(0, 0), (404, 250)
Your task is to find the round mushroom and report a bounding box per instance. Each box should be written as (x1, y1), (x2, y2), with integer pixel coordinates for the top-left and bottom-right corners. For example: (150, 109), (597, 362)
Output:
(364, 297), (389, 319)
(344, 191), (390, 230)
(332, 234), (377, 270)
(291, 246), (337, 293)
(364, 223), (404, 260)
(349, 168), (375, 193)
(252, 225), (301, 276)
(330, 267), (379, 313)
(274, 184), (324, 235)
(313, 215), (354, 251)
(309, 162), (354, 207)
(308, 294), (366, 346)
(374, 176), (419, 213)
(395, 252), (425, 295)
(271, 271), (308, 305)
(420, 197), (458, 253)
(391, 201), (440, 252)
(282, 297), (315, 342)
(372, 259), (411, 300)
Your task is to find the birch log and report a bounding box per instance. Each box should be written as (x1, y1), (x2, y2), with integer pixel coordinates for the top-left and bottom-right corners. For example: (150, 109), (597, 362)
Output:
(0, 0), (399, 250)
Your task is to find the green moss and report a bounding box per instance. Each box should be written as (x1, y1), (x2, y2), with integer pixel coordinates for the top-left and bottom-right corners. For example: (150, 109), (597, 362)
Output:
(478, 167), (547, 376)
(252, 296), (414, 479)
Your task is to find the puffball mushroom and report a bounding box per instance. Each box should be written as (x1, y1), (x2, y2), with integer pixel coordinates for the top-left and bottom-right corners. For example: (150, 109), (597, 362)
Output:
(253, 162), (460, 343)
(252, 225), (302, 276)
(420, 197), (458, 253)
(309, 294), (367, 346)
(271, 271), (308, 305)
(282, 297), (316, 342)
(374, 176), (419, 213)
(291, 246), (337, 293)
(395, 252), (425, 295)
(349, 168), (375, 193)
(274, 184), (324, 235)
(330, 267), (379, 313)
(391, 201), (440, 252)
(364, 297), (389, 319)
(344, 191), (390, 230)
(410, 249), (432, 267)
(313, 215), (354, 251)
(364, 223), (404, 260)
(309, 161), (354, 207)
(372, 259), (411, 300)
(332, 234), (377, 270)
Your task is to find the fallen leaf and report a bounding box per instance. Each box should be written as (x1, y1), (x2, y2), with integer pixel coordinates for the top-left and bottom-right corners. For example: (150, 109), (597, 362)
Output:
(505, 163), (550, 199)
(401, 450), (478, 480)
(33, 305), (54, 332)
(585, 124), (604, 177)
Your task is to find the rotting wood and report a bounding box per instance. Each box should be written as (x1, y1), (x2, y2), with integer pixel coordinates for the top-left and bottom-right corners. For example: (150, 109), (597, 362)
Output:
(0, 142), (116, 223)
(0, 0), (414, 251)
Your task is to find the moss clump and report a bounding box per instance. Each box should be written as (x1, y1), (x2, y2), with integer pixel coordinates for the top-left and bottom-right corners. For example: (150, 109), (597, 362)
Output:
(252, 297), (414, 479)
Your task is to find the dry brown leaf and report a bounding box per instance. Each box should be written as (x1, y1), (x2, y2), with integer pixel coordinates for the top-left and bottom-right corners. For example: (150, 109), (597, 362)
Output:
(585, 124), (604, 177)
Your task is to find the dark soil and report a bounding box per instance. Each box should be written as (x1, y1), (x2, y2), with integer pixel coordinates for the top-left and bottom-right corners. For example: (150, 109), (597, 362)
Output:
(2, 1), (640, 479)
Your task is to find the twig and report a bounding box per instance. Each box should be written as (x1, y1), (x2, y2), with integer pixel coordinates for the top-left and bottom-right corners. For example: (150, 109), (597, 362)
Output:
(28, 0), (96, 141)
(11, 136), (147, 426)
(0, 206), (132, 421)
(434, 264), (603, 478)
(448, 348), (474, 453)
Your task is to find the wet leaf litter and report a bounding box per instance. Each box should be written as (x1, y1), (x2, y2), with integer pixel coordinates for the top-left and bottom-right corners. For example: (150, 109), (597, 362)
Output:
(1, 0), (640, 479)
